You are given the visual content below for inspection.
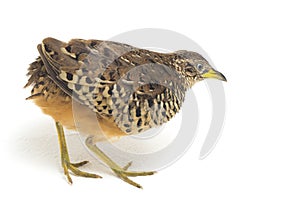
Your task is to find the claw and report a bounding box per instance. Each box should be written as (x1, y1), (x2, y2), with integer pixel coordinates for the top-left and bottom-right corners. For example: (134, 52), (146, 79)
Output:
(112, 168), (156, 188)
(70, 160), (89, 168)
(113, 169), (143, 188)
(123, 161), (133, 171)
(68, 161), (101, 178)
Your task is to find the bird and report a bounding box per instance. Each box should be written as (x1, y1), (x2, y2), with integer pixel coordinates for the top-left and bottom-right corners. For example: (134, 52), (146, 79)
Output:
(25, 37), (226, 188)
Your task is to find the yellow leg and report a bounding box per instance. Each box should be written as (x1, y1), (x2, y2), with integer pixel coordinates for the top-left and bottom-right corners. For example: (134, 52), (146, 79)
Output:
(55, 122), (102, 184)
(85, 137), (156, 189)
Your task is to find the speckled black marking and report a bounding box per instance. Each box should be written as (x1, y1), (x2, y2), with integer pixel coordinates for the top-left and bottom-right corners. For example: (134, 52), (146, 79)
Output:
(125, 129), (131, 133)
(109, 71), (115, 81)
(138, 129), (143, 132)
(149, 83), (155, 90)
(157, 102), (161, 109)
(128, 117), (134, 122)
(82, 68), (89, 73)
(89, 86), (95, 92)
(99, 87), (104, 93)
(90, 41), (97, 48)
(113, 59), (122, 66)
(38, 71), (46, 77)
(108, 88), (113, 96)
(176, 98), (180, 107)
(86, 77), (93, 84)
(132, 93), (137, 99)
(147, 58), (156, 63)
(103, 105), (107, 109)
(75, 52), (81, 60)
(137, 118), (142, 127)
(75, 84), (81, 91)
(174, 106), (177, 112)
(163, 103), (167, 110)
(98, 75), (106, 80)
(65, 45), (71, 52)
(66, 73), (73, 81)
(44, 44), (51, 53)
(108, 109), (113, 114)
(136, 107), (141, 117)
(148, 99), (154, 107)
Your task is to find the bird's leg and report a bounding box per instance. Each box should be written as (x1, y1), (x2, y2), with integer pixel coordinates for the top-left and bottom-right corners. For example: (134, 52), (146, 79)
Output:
(55, 122), (102, 184)
(85, 137), (155, 189)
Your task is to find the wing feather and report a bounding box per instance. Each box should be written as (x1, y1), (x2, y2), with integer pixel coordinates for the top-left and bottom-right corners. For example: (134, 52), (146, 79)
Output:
(38, 38), (185, 130)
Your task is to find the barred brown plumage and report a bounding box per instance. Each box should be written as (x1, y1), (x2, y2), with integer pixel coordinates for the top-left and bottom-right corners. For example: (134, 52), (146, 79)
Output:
(25, 37), (226, 188)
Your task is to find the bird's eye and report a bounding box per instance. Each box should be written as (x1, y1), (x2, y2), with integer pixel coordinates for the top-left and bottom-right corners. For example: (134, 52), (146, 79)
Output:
(197, 63), (203, 69)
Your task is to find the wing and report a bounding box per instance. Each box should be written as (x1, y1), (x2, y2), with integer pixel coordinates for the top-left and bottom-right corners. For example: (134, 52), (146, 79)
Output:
(38, 37), (137, 107)
(38, 38), (186, 134)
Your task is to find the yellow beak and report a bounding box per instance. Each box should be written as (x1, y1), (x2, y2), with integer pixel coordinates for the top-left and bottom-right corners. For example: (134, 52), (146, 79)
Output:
(201, 68), (227, 81)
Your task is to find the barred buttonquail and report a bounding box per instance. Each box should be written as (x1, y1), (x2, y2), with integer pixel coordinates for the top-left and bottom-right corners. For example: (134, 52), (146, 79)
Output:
(25, 37), (226, 188)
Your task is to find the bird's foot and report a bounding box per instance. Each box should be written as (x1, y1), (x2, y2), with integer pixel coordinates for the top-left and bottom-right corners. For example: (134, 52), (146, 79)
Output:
(55, 122), (102, 184)
(110, 161), (156, 189)
(62, 160), (102, 184)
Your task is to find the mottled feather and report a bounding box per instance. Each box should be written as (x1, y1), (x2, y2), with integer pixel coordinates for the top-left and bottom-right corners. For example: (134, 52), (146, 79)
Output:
(26, 37), (221, 135)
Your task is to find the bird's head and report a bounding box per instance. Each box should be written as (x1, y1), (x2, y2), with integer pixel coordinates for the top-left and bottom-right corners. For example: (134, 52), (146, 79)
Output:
(174, 50), (226, 87)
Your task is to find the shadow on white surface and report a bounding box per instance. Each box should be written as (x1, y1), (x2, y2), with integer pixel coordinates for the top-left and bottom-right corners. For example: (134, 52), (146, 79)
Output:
(10, 120), (111, 178)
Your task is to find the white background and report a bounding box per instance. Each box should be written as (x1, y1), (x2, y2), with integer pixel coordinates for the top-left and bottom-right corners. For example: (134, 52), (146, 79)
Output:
(1, 0), (300, 199)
